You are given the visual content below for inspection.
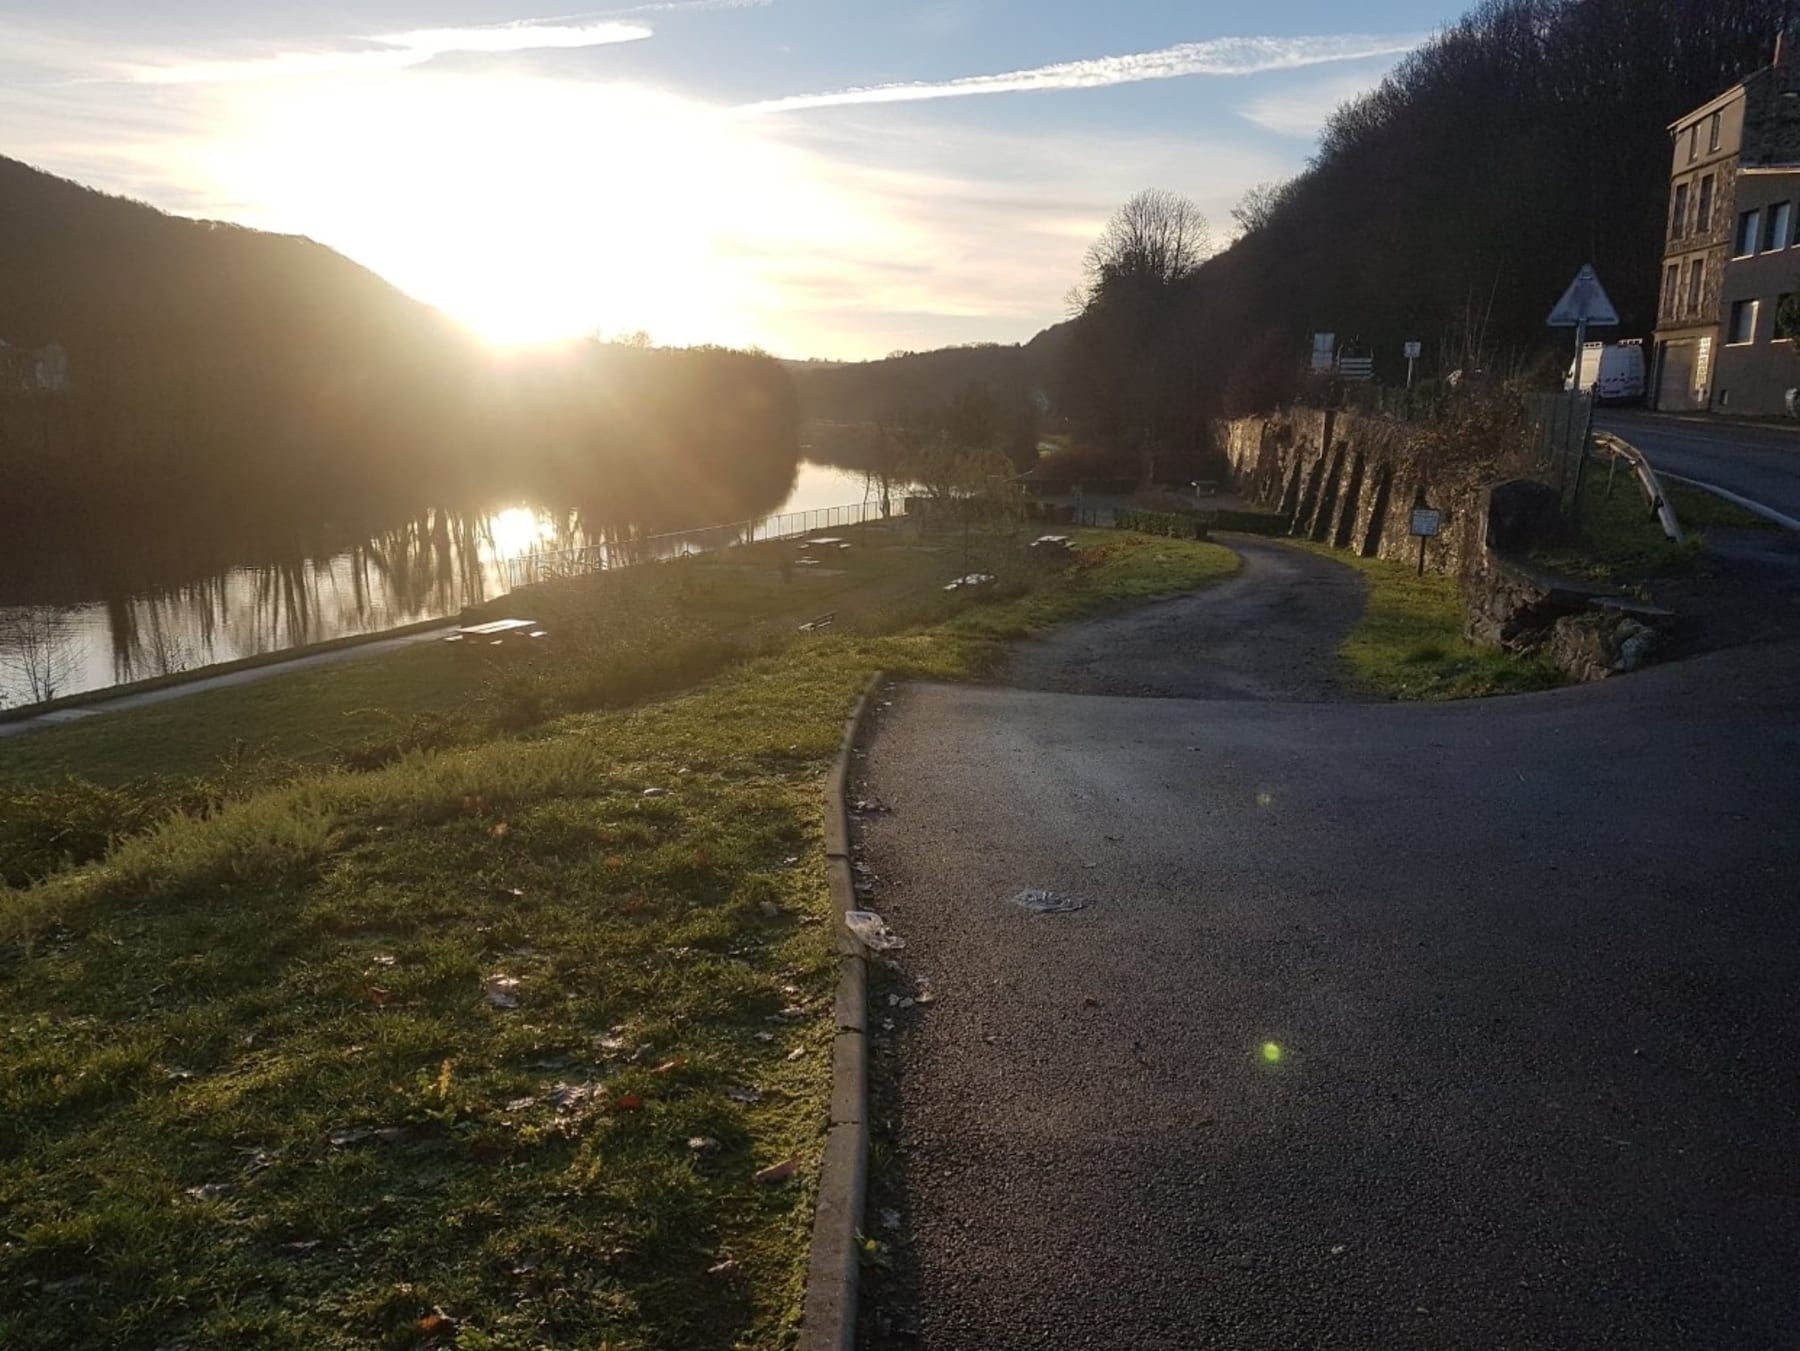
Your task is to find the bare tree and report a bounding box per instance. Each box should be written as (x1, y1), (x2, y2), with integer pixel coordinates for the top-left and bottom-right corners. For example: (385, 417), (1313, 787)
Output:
(1229, 180), (1292, 236)
(1082, 189), (1211, 294)
(0, 607), (74, 705)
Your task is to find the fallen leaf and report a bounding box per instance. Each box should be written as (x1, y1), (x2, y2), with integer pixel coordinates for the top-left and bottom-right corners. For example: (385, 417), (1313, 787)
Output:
(725, 1084), (762, 1104)
(708, 1259), (739, 1276)
(489, 821), (510, 837)
(417, 1308), (457, 1335)
(505, 1096), (538, 1113)
(1081, 994), (1102, 1008)
(184, 1182), (232, 1201)
(785, 1047), (808, 1062)
(371, 953), (396, 967)
(613, 1093), (644, 1112)
(753, 1157), (799, 1185)
(688, 1136), (719, 1152)
(484, 975), (521, 1009)
(653, 1058), (688, 1075)
(366, 986), (394, 1007)
(548, 1082), (603, 1114)
(642, 787), (669, 799)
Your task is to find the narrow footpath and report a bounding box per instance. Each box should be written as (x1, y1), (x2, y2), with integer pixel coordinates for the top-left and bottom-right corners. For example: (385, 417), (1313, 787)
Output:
(855, 542), (1800, 1350)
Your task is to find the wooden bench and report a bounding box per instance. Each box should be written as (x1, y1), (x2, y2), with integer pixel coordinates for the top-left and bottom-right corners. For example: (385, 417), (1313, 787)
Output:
(797, 612), (836, 633)
(444, 618), (548, 650)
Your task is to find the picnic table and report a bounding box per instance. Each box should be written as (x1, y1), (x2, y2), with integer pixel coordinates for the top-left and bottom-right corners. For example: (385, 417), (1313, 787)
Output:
(444, 618), (548, 649)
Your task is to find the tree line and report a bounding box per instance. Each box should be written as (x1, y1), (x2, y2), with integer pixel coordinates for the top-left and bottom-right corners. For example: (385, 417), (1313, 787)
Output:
(1057, 0), (1797, 478)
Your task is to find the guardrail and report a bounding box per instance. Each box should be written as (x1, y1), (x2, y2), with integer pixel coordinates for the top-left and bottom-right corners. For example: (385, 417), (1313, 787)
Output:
(1591, 431), (1683, 543)
(502, 498), (906, 590)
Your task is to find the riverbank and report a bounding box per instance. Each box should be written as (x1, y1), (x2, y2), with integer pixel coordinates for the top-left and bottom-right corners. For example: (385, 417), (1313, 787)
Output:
(0, 522), (1237, 1349)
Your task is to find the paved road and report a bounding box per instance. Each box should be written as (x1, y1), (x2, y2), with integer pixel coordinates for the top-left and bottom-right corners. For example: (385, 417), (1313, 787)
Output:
(857, 561), (1800, 1348)
(1597, 410), (1800, 523)
(1003, 539), (1366, 703)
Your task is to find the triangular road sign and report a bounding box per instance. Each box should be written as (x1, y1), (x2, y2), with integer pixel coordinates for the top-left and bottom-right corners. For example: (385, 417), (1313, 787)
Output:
(1547, 264), (1620, 327)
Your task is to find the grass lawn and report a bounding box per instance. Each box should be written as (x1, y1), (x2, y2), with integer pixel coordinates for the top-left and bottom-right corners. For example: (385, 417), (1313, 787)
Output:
(1529, 470), (1774, 584)
(1277, 541), (1561, 701)
(0, 525), (1236, 1350)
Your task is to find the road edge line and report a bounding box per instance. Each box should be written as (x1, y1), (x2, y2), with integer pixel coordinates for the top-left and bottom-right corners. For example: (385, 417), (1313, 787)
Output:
(1660, 473), (1800, 533)
(799, 670), (885, 1351)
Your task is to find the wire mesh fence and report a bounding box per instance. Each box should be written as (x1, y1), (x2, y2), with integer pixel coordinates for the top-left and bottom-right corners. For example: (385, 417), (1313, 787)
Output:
(501, 497), (908, 590)
(1521, 390), (1594, 500)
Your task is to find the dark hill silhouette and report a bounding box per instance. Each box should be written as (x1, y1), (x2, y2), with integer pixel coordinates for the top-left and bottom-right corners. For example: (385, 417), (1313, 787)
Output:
(787, 323), (1069, 425)
(0, 155), (800, 594)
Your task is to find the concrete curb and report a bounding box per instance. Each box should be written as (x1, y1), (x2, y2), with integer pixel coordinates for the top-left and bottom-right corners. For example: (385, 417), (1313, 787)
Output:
(799, 671), (886, 1351)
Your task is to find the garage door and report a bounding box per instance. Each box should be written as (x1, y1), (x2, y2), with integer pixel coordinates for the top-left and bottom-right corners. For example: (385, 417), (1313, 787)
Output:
(1655, 339), (1706, 412)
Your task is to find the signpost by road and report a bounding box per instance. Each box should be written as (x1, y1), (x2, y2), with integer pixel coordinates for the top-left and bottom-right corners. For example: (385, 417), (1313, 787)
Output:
(1547, 264), (1618, 521)
(1409, 506), (1442, 576)
(1404, 340), (1422, 390)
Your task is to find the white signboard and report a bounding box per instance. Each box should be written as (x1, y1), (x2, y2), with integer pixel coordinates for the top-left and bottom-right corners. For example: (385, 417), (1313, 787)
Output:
(1311, 332), (1336, 373)
(1404, 341), (1422, 360)
(1409, 508), (1442, 538)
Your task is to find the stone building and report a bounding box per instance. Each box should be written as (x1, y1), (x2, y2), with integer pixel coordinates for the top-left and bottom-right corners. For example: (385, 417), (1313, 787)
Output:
(1652, 38), (1800, 415)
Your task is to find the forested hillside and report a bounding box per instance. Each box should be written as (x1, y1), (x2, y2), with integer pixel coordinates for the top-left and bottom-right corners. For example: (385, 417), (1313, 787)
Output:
(0, 156), (800, 582)
(1060, 0), (1797, 471)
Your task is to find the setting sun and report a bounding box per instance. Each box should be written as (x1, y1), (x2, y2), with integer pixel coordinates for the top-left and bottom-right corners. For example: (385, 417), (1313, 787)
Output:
(196, 74), (864, 349)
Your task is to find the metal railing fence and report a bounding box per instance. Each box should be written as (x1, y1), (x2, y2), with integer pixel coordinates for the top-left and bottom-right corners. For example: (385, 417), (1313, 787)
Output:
(501, 497), (907, 590)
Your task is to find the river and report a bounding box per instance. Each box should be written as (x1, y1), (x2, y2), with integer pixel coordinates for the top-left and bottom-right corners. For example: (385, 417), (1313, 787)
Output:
(0, 462), (883, 710)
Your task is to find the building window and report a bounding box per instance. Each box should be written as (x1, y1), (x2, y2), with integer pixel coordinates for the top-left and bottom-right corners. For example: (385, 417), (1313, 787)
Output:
(1710, 111), (1723, 152)
(1687, 259), (1705, 314)
(1671, 182), (1690, 239)
(1769, 202), (1793, 251)
(1736, 207), (1762, 256)
(1688, 124), (1700, 162)
(1663, 264), (1681, 319)
(1728, 298), (1759, 345)
(1777, 294), (1800, 342)
(1697, 175), (1715, 231)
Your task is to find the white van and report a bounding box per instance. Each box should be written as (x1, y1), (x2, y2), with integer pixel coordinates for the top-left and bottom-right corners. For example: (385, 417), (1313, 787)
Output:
(1566, 339), (1646, 404)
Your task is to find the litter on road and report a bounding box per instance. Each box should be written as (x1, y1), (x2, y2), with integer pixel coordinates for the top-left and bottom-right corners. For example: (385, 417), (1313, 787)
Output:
(845, 909), (906, 951)
(1007, 888), (1086, 914)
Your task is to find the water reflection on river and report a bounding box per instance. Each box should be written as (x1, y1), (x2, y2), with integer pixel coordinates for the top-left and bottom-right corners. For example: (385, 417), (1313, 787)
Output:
(0, 463), (880, 709)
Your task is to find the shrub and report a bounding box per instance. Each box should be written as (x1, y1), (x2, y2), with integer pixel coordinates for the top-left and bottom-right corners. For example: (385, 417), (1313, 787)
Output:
(0, 780), (162, 886)
(1113, 509), (1209, 540)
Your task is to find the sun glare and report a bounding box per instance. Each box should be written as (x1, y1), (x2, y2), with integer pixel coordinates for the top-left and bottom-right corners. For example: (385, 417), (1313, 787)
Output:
(202, 75), (819, 349)
(484, 506), (556, 560)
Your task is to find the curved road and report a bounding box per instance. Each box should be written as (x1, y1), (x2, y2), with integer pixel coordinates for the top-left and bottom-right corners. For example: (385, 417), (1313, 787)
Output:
(1003, 539), (1366, 703)
(1597, 410), (1800, 523)
(856, 544), (1800, 1350)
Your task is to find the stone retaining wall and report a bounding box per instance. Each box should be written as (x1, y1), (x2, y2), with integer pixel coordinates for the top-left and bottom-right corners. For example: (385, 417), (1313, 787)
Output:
(1219, 409), (1488, 578)
(1218, 411), (1673, 682)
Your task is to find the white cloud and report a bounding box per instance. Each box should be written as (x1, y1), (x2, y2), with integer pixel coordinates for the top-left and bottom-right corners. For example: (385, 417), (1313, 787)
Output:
(738, 32), (1423, 114)
(121, 19), (655, 85)
(1238, 65), (1397, 138)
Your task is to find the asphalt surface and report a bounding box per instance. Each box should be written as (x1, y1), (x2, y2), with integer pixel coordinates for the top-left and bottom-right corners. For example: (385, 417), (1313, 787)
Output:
(1003, 538), (1367, 703)
(857, 555), (1800, 1349)
(1597, 410), (1800, 522)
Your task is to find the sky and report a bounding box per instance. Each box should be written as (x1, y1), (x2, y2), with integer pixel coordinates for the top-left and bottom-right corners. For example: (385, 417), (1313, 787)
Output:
(1, 0), (1468, 359)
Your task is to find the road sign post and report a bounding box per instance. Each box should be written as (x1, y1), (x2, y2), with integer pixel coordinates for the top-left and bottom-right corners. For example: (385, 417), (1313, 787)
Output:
(1404, 340), (1422, 390)
(1547, 265), (1620, 523)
